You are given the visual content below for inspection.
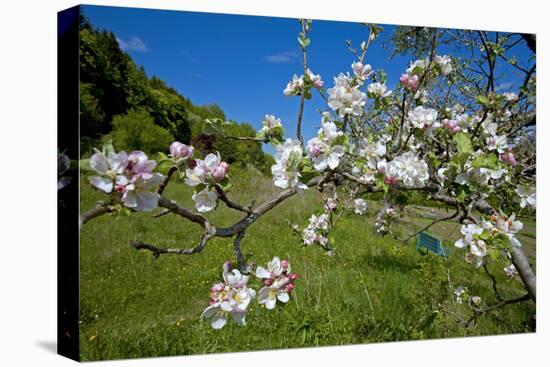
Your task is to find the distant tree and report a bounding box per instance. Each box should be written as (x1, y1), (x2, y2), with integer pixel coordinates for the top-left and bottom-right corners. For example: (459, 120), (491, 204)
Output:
(112, 108), (173, 154)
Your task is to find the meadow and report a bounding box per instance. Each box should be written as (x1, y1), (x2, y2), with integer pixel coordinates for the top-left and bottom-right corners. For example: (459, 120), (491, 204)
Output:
(79, 166), (536, 361)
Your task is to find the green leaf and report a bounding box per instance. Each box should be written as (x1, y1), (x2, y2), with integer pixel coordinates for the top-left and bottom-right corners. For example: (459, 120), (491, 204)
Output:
(157, 152), (169, 161)
(331, 134), (349, 147)
(476, 95), (489, 107)
(298, 37), (310, 48)
(453, 132), (473, 155)
(201, 121), (223, 136)
(80, 159), (93, 172)
(456, 188), (468, 203)
(471, 153), (499, 170)
(156, 159), (175, 175)
(479, 230), (491, 241)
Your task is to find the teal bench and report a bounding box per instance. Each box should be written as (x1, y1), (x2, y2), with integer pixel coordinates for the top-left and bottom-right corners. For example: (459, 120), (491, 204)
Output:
(416, 232), (450, 258)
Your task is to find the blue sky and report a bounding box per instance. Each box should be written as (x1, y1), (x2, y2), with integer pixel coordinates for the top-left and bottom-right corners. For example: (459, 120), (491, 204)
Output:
(82, 5), (531, 153)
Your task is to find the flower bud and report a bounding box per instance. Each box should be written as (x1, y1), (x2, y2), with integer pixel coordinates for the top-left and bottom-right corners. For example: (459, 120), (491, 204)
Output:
(281, 260), (289, 271)
(385, 176), (398, 185)
(308, 143), (321, 157)
(212, 162), (229, 181)
(288, 272), (298, 281)
(285, 283), (295, 292)
(263, 278), (273, 286)
(500, 150), (517, 166)
(170, 142), (193, 159)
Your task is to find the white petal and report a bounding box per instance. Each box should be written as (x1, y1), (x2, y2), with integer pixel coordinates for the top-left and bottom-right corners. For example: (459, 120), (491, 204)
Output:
(220, 301), (232, 312)
(200, 305), (217, 319)
(90, 176), (113, 193)
(277, 291), (290, 303)
(267, 257), (281, 274)
(135, 191), (158, 212)
(122, 191), (137, 208)
(258, 287), (270, 303)
(255, 266), (271, 279)
(211, 313), (228, 329)
(90, 153), (109, 174)
(265, 296), (277, 310)
(454, 238), (467, 249)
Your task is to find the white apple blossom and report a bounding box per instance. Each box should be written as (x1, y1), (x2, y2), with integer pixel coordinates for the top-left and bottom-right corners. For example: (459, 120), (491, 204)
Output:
(90, 149), (164, 211)
(454, 286), (466, 304)
(504, 264), (518, 278)
(306, 121), (346, 171)
(503, 92), (519, 102)
(470, 295), (482, 307)
(495, 213), (523, 247)
(408, 106), (440, 130)
(434, 55), (453, 76)
(90, 151), (129, 193)
(192, 188), (219, 212)
(406, 58), (429, 75)
(454, 224), (484, 249)
(201, 265), (256, 329)
(454, 223), (487, 267)
(353, 198), (367, 215)
(385, 152), (430, 188)
(258, 114), (283, 140)
(325, 196), (338, 211)
(256, 257), (297, 309)
(516, 185), (536, 209)
(283, 74), (304, 96)
(327, 73), (367, 117)
(185, 152), (229, 186)
(352, 165), (376, 183)
(302, 213), (330, 247)
(486, 134), (509, 153)
(367, 82), (391, 98)
(306, 69), (324, 89)
(351, 61), (373, 82)
(122, 173), (163, 212)
(271, 139), (308, 189)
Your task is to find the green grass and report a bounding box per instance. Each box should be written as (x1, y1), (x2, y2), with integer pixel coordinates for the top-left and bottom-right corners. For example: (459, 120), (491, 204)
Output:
(79, 167), (536, 360)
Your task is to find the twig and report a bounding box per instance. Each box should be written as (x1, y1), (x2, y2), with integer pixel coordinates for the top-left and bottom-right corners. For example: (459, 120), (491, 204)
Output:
(214, 185), (253, 214)
(483, 264), (504, 301)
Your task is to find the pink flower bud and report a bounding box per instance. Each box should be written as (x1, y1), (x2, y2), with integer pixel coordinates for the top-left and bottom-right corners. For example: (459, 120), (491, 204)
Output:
(285, 283), (295, 292)
(500, 150), (517, 166)
(385, 176), (398, 185)
(409, 75), (419, 92)
(400, 74), (419, 92)
(263, 278), (273, 286)
(281, 260), (289, 271)
(452, 126), (461, 133)
(314, 80), (324, 89)
(288, 272), (298, 281)
(212, 162), (229, 181)
(170, 142), (193, 159)
(308, 143), (321, 157)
